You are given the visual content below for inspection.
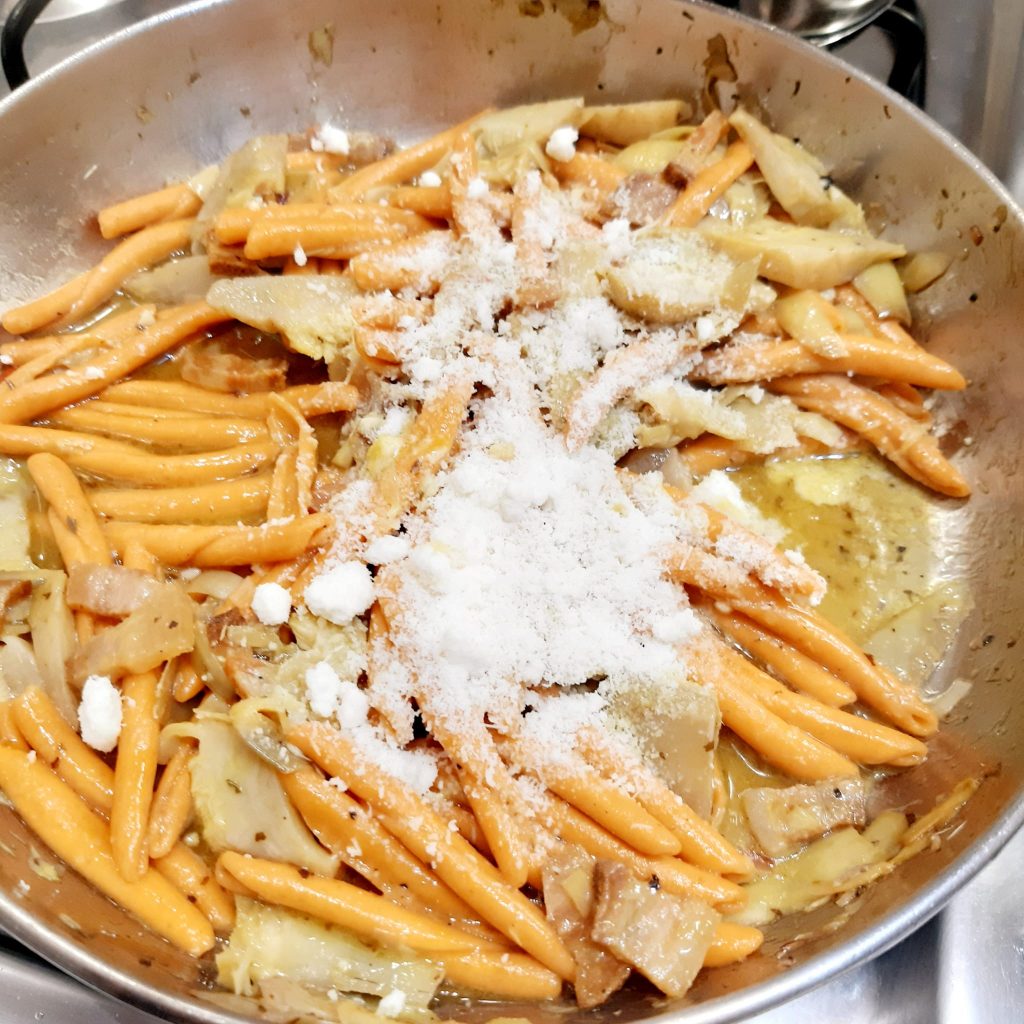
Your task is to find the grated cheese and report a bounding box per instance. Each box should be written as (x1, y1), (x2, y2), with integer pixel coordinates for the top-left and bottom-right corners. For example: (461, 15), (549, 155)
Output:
(304, 561), (375, 625)
(78, 675), (122, 753)
(251, 582), (292, 626)
(545, 125), (579, 162)
(312, 123), (350, 155)
(295, 152), (781, 791)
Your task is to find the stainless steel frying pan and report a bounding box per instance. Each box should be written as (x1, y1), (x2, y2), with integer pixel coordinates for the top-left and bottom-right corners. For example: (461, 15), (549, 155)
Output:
(0, 1), (1022, 1022)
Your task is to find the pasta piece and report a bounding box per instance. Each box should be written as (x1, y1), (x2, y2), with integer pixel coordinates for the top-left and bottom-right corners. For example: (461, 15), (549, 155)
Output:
(243, 218), (420, 261)
(664, 140), (754, 228)
(27, 453), (112, 565)
(288, 722), (577, 981)
(330, 111), (489, 200)
(103, 514), (330, 567)
(0, 748), (213, 956)
(89, 475), (273, 525)
(388, 183), (452, 220)
(154, 843), (236, 935)
(282, 766), (488, 927)
(0, 427), (280, 487)
(0, 302), (231, 425)
(0, 703), (25, 749)
(101, 380), (359, 419)
(216, 852), (493, 955)
(98, 183), (202, 239)
(171, 660), (205, 703)
(146, 744), (194, 860)
(698, 639), (860, 781)
(439, 950), (562, 1000)
(428, 719), (533, 889)
(703, 922), (764, 968)
(695, 335), (966, 390)
(704, 604), (857, 707)
(111, 667), (160, 882)
(14, 686), (113, 807)
(770, 374), (969, 497)
(347, 232), (456, 293)
(550, 152), (627, 194)
(722, 645), (928, 767)
(576, 727), (754, 878)
(538, 760), (683, 858)
(47, 406), (268, 450)
(721, 587), (939, 738)
(0, 271), (90, 338)
(214, 202), (432, 244)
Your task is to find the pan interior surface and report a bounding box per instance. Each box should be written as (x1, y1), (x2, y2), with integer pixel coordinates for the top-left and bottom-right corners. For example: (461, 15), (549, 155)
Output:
(0, 1), (1021, 1023)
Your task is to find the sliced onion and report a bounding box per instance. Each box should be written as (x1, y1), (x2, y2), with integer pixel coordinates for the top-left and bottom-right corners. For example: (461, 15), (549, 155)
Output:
(70, 583), (195, 684)
(0, 636), (42, 697)
(66, 563), (162, 617)
(183, 570), (244, 601)
(230, 697), (307, 773)
(179, 338), (287, 394)
(27, 572), (78, 724)
(192, 615), (235, 703)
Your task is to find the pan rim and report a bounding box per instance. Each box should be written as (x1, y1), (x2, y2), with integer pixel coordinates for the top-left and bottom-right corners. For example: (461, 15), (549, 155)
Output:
(0, 1), (1021, 1022)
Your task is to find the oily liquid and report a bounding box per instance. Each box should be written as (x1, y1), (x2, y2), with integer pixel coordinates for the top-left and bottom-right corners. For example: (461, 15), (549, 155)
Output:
(734, 452), (935, 645)
(715, 452), (955, 850)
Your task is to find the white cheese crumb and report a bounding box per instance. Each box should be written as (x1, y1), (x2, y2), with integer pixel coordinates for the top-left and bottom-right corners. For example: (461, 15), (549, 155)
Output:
(251, 582), (292, 626)
(26, 750), (36, 764)
(304, 561), (375, 625)
(305, 661), (345, 719)
(178, 567), (201, 581)
(292, 244), (308, 267)
(418, 170), (442, 188)
(0, 354), (12, 366)
(377, 990), (406, 1018)
(465, 176), (489, 200)
(545, 125), (579, 163)
(326, 988), (339, 1003)
(313, 123), (350, 155)
(365, 535), (411, 565)
(305, 661), (370, 728)
(695, 315), (717, 343)
(82, 366), (107, 380)
(379, 406), (412, 437)
(78, 675), (122, 753)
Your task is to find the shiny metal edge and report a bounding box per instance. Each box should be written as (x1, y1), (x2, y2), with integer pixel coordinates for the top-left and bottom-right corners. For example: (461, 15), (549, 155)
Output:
(0, 2), (1021, 1023)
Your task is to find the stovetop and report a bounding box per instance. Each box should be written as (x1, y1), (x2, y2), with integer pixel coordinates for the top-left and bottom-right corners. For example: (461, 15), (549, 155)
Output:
(0, 1), (1022, 1021)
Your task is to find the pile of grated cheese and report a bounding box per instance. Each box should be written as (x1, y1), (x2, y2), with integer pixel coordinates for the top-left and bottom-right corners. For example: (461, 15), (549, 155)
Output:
(373, 380), (701, 749)
(292, 164), (788, 790)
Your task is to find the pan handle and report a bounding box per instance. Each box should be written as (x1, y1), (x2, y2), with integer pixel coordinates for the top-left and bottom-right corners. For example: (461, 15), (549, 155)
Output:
(1, 0), (54, 90)
(715, 0), (926, 108)
(874, 0), (927, 108)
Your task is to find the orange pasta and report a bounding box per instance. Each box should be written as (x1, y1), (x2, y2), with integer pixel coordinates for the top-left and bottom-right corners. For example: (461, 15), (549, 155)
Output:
(665, 139), (753, 227)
